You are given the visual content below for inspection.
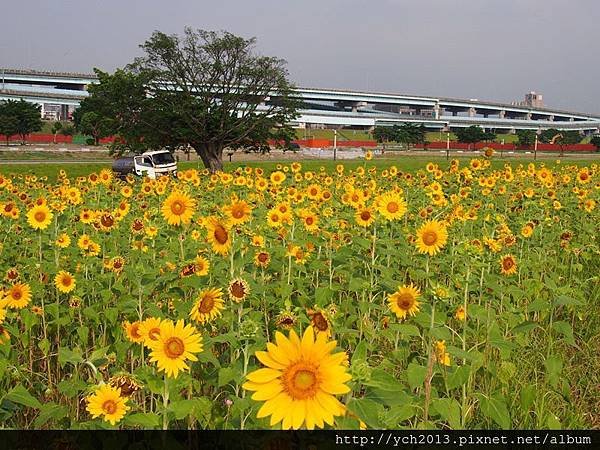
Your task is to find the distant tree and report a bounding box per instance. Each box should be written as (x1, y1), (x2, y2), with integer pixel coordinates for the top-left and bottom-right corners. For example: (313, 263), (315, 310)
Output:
(395, 123), (426, 149)
(539, 128), (562, 144)
(0, 103), (19, 146)
(373, 126), (396, 143)
(559, 130), (582, 145)
(590, 135), (600, 150)
(74, 111), (111, 146)
(127, 28), (300, 171)
(516, 129), (536, 147)
(455, 126), (492, 149)
(0, 100), (43, 144)
(51, 121), (63, 144)
(60, 124), (75, 137)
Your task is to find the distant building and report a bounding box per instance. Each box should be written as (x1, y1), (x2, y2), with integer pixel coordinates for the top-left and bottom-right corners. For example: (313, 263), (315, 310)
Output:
(512, 91), (544, 108)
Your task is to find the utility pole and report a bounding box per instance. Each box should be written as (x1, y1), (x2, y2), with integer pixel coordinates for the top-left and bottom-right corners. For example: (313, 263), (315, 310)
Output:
(446, 132), (450, 160)
(534, 133), (538, 161)
(333, 129), (337, 161)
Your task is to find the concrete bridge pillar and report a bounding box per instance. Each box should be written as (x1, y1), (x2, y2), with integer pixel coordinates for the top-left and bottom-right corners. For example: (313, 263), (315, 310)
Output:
(468, 107), (476, 117)
(526, 112), (532, 120)
(548, 115), (554, 121)
(569, 117), (575, 122)
(499, 110), (506, 119)
(434, 102), (440, 120)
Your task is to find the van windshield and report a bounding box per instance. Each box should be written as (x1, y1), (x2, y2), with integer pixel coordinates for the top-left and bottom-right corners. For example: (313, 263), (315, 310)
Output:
(151, 152), (175, 165)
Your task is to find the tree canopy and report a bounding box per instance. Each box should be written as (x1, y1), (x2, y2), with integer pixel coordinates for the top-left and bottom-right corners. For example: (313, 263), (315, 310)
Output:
(0, 100), (42, 144)
(372, 123), (426, 148)
(455, 126), (495, 145)
(515, 129), (536, 147)
(76, 28), (300, 170)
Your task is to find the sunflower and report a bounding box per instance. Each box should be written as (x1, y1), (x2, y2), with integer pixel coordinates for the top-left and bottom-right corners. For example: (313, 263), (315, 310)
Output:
(243, 326), (351, 430)
(228, 278), (250, 303)
(54, 270), (76, 294)
(4, 283), (31, 309)
(0, 325), (9, 344)
(223, 200), (253, 225)
(307, 309), (332, 337)
(499, 254), (518, 275)
(55, 233), (71, 248)
(206, 217), (232, 255)
(376, 191), (407, 221)
(270, 171), (286, 185)
(254, 250), (271, 268)
(123, 320), (144, 343)
(147, 320), (203, 378)
(355, 207), (375, 227)
(435, 340), (451, 366)
(161, 191), (197, 226)
(86, 384), (129, 426)
(194, 255), (210, 276)
(190, 288), (225, 324)
(388, 283), (421, 320)
(108, 374), (142, 397)
(455, 305), (466, 321)
(275, 310), (298, 330)
(139, 317), (163, 347)
(26, 204), (53, 230)
(415, 220), (448, 256)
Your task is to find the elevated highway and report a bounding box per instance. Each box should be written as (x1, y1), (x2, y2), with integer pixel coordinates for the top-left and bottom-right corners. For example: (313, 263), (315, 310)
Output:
(1, 68), (599, 132)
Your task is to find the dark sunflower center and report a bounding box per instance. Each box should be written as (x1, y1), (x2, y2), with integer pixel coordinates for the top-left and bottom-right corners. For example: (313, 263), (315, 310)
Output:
(387, 202), (399, 213)
(397, 293), (414, 310)
(102, 400), (117, 415)
(171, 201), (184, 215)
(214, 226), (228, 245)
(164, 337), (185, 358)
(230, 282), (245, 299)
(360, 211), (371, 221)
(198, 295), (215, 313)
(422, 231), (438, 246)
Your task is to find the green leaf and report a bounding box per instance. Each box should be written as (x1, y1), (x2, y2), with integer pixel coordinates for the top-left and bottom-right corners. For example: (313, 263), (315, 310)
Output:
(351, 340), (368, 365)
(447, 365), (470, 390)
(544, 355), (562, 388)
(123, 413), (159, 428)
(4, 384), (42, 409)
(552, 321), (576, 346)
(346, 398), (383, 429)
(511, 321), (539, 334)
(217, 367), (238, 388)
(389, 323), (421, 337)
(432, 398), (461, 429)
(58, 347), (83, 368)
(406, 363), (427, 391)
(34, 402), (69, 428)
(553, 295), (584, 307)
(520, 385), (536, 412)
(476, 393), (511, 429)
(546, 413), (562, 430)
(362, 369), (403, 391)
(386, 404), (417, 425)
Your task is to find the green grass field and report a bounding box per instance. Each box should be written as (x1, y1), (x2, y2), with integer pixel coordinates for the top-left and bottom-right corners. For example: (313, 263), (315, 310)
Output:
(1, 156), (597, 183)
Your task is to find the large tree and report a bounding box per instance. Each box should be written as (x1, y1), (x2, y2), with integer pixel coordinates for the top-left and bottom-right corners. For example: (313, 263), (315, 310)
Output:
(455, 126), (495, 148)
(515, 129), (536, 147)
(0, 100), (42, 144)
(0, 104), (18, 146)
(127, 28), (300, 171)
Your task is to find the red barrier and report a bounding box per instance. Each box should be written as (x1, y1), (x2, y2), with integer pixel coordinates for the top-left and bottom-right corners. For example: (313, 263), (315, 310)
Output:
(0, 133), (73, 144)
(292, 139), (377, 148)
(415, 142), (597, 152)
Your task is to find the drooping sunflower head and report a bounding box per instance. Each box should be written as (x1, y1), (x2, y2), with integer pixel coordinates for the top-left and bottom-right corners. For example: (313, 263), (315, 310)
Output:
(243, 326), (351, 430)
(254, 250), (271, 268)
(499, 254), (518, 275)
(275, 310), (297, 330)
(108, 374), (142, 398)
(415, 220), (448, 256)
(388, 283), (421, 320)
(228, 278), (250, 303)
(86, 384), (129, 426)
(147, 319), (203, 378)
(190, 288), (225, 324)
(161, 191), (197, 226)
(307, 308), (332, 337)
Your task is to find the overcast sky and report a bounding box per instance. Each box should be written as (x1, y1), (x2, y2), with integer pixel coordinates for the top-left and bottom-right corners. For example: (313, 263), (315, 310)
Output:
(1, 0), (598, 113)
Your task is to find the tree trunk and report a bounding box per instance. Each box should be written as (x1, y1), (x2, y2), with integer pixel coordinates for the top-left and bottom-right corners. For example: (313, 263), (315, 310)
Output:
(194, 142), (224, 173)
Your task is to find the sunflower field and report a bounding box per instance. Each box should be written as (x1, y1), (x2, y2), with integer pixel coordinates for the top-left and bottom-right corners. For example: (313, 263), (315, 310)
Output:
(0, 157), (598, 430)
